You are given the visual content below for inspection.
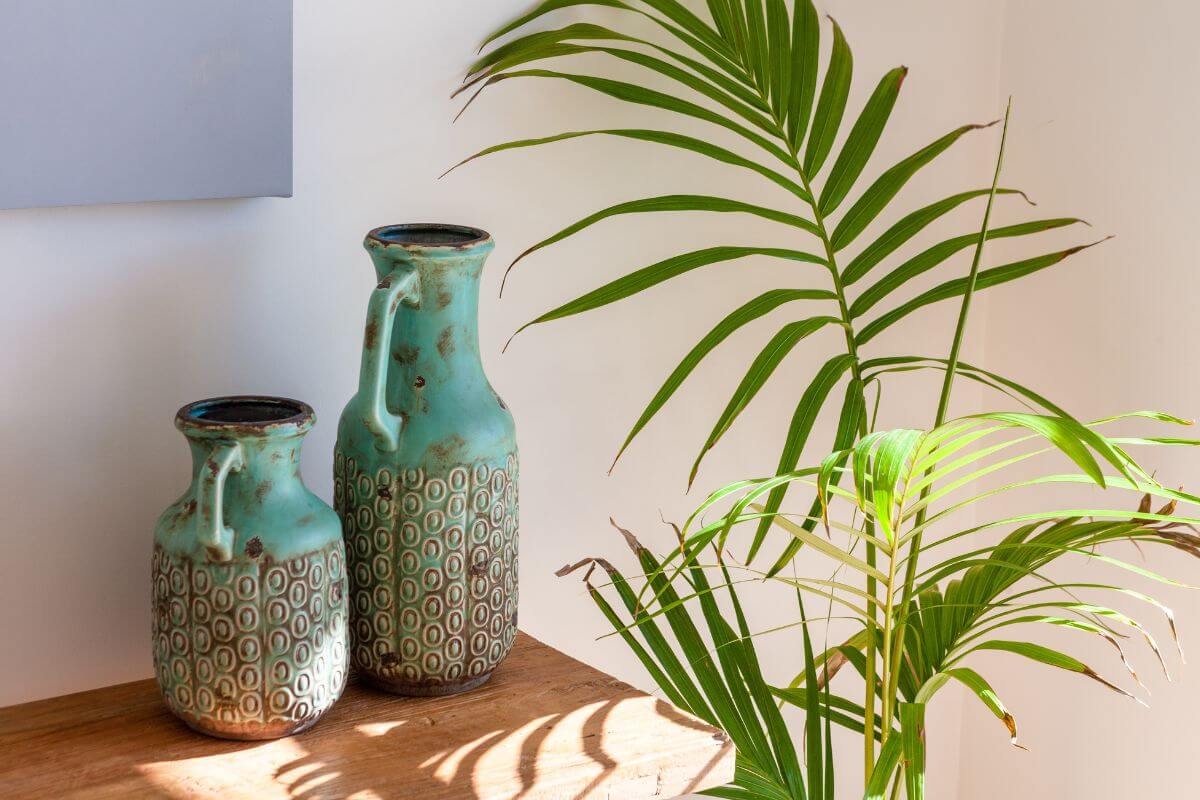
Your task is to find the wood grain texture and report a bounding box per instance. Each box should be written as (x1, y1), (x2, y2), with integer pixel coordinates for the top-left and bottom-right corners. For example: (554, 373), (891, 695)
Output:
(0, 632), (733, 799)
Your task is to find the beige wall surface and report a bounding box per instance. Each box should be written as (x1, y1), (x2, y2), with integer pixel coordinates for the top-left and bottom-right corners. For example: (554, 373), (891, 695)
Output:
(957, 1), (1200, 797)
(1, 1), (1193, 796)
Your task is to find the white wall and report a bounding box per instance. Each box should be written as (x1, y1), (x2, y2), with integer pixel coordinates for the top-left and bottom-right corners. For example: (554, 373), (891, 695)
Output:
(957, 1), (1200, 796)
(7, 0), (1189, 796)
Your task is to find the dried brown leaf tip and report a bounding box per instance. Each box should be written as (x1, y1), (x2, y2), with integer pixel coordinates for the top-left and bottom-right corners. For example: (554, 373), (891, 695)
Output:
(1156, 493), (1179, 517)
(1137, 493), (1153, 516)
(1082, 666), (1146, 706)
(1003, 713), (1028, 751)
(556, 555), (619, 583)
(610, 517), (648, 555)
(555, 558), (595, 579)
(656, 511), (690, 561)
(817, 649), (848, 690)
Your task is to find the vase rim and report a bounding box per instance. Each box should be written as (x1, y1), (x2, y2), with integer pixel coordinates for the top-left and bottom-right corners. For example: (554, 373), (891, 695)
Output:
(365, 223), (492, 252)
(175, 395), (315, 439)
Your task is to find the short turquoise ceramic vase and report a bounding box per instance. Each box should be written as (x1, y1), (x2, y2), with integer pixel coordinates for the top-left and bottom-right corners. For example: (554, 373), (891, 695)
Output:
(335, 224), (518, 696)
(153, 396), (349, 739)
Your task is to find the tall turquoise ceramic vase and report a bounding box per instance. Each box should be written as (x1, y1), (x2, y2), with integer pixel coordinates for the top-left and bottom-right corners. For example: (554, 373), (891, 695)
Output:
(153, 396), (349, 740)
(335, 224), (518, 696)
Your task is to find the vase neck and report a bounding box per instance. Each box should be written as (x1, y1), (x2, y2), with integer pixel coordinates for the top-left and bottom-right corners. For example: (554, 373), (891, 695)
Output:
(175, 396), (313, 487)
(186, 436), (306, 482)
(376, 254), (485, 368)
(364, 226), (495, 401)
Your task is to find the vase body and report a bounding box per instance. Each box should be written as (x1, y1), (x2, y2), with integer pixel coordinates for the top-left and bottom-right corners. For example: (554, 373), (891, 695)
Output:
(335, 224), (518, 696)
(153, 397), (349, 740)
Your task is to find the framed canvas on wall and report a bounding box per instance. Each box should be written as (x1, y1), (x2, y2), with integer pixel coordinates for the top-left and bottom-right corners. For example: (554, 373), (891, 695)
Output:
(0, 0), (292, 209)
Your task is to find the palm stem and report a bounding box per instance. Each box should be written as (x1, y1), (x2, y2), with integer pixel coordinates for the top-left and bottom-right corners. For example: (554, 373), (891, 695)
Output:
(796, 167), (880, 781)
(757, 81), (882, 772)
(887, 98), (1013, 711)
(934, 99), (1012, 425)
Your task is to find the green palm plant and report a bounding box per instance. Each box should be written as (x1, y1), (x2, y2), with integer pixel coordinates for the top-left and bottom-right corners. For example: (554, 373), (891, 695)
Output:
(562, 409), (1200, 798)
(455, 2), (1200, 798)
(450, 0), (1100, 576)
(653, 410), (1200, 797)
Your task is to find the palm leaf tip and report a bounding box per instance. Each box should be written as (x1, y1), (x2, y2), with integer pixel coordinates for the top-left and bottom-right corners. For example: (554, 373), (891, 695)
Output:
(499, 252), (537, 297)
(610, 516), (649, 556)
(450, 80), (473, 101)
(1002, 713), (1026, 750)
(554, 557), (591, 578)
(501, 324), (530, 353)
(453, 85), (487, 123)
(1079, 234), (1115, 251)
(1082, 666), (1148, 706)
(438, 156), (470, 180)
(555, 557), (604, 584)
(966, 118), (1002, 134)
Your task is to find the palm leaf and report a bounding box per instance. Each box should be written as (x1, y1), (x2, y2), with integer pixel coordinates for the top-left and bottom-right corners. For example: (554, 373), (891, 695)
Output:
(798, 595), (823, 800)
(818, 66), (907, 214)
(865, 735), (902, 800)
(899, 702), (926, 800)
(442, 128), (811, 199)
(752, 504), (888, 582)
(831, 122), (998, 251)
(611, 521), (796, 797)
(764, 0), (791, 119)
(787, 0), (820, 151)
(766, 382), (865, 575)
(460, 39), (773, 123)
(856, 238), (1111, 344)
(465, 23), (633, 79)
(719, 562), (807, 798)
(742, 0), (769, 90)
(917, 667), (1020, 747)
(860, 356), (1071, 418)
(638, 0), (729, 54)
(504, 194), (819, 293)
(841, 188), (1033, 285)
(689, 316), (843, 487)
(478, 0), (632, 51)
(704, 0), (738, 45)
(963, 640), (1138, 701)
(802, 15), (851, 173)
(747, 354), (854, 560)
(508, 246), (826, 349)
(849, 218), (1085, 319)
(613, 289), (836, 471)
(457, 69), (794, 166)
(482, 2), (743, 83)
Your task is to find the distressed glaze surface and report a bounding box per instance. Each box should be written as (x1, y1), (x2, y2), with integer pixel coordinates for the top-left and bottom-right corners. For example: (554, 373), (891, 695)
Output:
(336, 226), (518, 695)
(151, 543), (347, 739)
(153, 399), (348, 739)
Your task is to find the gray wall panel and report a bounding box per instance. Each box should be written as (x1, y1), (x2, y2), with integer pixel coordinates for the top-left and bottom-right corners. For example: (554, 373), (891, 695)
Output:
(0, 0), (292, 209)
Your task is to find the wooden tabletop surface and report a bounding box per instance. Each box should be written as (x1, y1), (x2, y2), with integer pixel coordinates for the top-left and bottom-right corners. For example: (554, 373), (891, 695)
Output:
(0, 632), (733, 799)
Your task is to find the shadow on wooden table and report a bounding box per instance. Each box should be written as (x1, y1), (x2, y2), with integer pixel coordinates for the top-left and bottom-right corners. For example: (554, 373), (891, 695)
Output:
(263, 683), (724, 799)
(2, 635), (732, 799)
(273, 686), (627, 799)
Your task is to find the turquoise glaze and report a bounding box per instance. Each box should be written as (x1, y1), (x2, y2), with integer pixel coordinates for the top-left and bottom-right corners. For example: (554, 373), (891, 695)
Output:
(335, 224), (518, 696)
(152, 396), (348, 739)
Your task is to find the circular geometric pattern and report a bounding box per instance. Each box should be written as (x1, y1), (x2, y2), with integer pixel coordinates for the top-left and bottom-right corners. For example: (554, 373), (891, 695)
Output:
(151, 541), (348, 734)
(334, 450), (518, 691)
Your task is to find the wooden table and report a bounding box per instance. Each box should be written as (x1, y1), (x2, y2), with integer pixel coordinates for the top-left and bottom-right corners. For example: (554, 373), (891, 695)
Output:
(0, 633), (733, 799)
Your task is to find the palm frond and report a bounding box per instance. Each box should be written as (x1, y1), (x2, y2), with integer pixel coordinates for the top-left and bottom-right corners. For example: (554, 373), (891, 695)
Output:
(461, 1), (1102, 525)
(462, 5), (1174, 798)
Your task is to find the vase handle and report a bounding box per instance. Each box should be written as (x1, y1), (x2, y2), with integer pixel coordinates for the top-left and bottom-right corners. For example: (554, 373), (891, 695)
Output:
(196, 441), (245, 562)
(357, 268), (421, 452)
